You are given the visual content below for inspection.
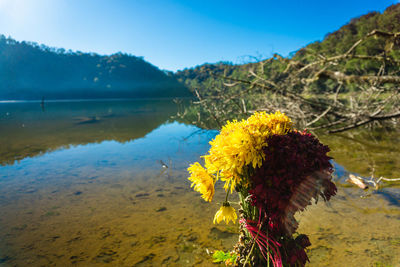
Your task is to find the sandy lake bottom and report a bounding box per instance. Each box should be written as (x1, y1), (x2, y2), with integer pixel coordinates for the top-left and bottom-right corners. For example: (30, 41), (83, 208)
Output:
(0, 101), (399, 266)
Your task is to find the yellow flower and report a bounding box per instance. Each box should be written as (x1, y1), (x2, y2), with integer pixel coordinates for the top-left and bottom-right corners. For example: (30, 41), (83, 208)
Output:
(202, 111), (292, 192)
(188, 162), (215, 202)
(189, 111), (292, 198)
(264, 110), (293, 135)
(213, 203), (237, 224)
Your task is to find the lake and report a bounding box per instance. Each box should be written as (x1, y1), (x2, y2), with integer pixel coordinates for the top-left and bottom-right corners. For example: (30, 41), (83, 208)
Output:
(0, 99), (399, 266)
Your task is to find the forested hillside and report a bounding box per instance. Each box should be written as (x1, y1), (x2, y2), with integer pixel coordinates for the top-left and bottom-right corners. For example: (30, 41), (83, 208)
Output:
(175, 4), (400, 132)
(176, 3), (400, 95)
(0, 36), (190, 100)
(2, 4), (400, 101)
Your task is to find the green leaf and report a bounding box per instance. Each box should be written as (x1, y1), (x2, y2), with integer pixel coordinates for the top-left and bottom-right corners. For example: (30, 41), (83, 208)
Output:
(212, 250), (237, 263)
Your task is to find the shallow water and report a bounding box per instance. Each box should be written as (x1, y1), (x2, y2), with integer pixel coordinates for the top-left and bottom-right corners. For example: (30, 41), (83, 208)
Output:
(0, 100), (399, 266)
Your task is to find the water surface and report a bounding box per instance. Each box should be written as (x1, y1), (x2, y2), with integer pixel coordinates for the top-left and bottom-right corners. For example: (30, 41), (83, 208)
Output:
(0, 100), (399, 266)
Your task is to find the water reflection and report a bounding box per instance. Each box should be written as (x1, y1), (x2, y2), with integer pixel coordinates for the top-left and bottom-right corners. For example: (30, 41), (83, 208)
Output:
(319, 128), (400, 179)
(0, 100), (399, 266)
(0, 99), (179, 165)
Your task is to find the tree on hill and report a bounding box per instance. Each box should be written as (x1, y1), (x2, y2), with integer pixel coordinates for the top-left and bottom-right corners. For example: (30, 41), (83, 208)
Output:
(176, 4), (400, 133)
(0, 36), (190, 99)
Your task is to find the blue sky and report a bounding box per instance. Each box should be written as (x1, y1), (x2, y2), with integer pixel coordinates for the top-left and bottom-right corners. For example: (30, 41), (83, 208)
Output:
(0, 0), (396, 71)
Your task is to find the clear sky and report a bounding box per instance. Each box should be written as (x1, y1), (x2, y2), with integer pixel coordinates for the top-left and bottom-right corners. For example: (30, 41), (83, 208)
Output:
(0, 0), (397, 71)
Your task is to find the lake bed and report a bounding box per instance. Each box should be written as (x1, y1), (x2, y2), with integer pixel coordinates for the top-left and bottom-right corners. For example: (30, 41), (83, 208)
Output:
(0, 100), (399, 266)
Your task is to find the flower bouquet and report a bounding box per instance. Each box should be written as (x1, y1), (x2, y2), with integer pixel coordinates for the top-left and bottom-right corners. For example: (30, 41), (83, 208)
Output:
(188, 111), (337, 266)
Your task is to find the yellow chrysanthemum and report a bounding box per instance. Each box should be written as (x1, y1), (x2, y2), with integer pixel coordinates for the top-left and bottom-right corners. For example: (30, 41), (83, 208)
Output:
(188, 162), (215, 202)
(213, 203), (237, 224)
(203, 111), (292, 192)
(188, 111), (292, 200)
(263, 110), (293, 135)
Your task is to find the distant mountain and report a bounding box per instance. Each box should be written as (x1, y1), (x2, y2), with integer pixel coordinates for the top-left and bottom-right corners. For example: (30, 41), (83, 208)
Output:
(0, 36), (190, 100)
(176, 3), (400, 94)
(3, 3), (399, 101)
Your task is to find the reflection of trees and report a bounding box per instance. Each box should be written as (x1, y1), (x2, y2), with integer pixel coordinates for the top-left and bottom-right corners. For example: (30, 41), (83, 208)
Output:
(0, 100), (177, 165)
(317, 129), (400, 190)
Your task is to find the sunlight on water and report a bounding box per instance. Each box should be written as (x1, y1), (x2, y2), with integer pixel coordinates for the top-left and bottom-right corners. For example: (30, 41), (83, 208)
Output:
(0, 100), (399, 266)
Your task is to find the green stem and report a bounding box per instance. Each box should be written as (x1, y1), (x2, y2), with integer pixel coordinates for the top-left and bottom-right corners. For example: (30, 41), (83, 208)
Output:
(244, 219), (264, 266)
(224, 181), (230, 203)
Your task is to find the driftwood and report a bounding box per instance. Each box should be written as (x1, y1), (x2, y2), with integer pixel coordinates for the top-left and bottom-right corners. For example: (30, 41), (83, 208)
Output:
(347, 174), (369, 190)
(346, 173), (400, 191)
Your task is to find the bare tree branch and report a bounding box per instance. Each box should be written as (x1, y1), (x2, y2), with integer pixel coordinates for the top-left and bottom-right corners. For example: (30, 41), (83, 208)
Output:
(185, 29), (400, 133)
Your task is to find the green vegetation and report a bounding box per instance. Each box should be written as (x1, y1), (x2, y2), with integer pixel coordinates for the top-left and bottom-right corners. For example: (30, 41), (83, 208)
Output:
(175, 4), (400, 132)
(0, 36), (190, 100)
(212, 250), (237, 264)
(176, 4), (400, 96)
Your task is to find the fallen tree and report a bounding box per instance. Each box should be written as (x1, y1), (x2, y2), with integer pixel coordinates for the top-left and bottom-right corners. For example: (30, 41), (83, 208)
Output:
(179, 30), (400, 133)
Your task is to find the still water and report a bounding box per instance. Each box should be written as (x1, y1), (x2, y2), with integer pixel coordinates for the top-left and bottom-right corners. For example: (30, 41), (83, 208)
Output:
(0, 99), (399, 266)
